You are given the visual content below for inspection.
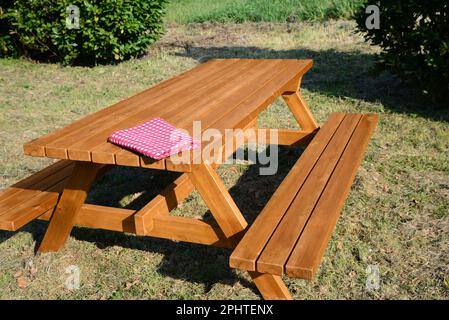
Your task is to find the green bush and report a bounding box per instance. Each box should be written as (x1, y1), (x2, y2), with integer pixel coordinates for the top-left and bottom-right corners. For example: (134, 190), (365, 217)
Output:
(0, 0), (17, 57)
(355, 0), (449, 104)
(0, 0), (167, 65)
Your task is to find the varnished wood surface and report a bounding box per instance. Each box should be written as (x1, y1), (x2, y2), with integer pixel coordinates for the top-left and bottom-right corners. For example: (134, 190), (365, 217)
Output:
(23, 59), (313, 170)
(230, 113), (378, 279)
(0, 161), (73, 231)
(38, 161), (103, 252)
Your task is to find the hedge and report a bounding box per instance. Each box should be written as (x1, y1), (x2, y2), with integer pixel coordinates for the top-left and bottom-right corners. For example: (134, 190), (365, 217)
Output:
(355, 0), (449, 104)
(0, 0), (167, 65)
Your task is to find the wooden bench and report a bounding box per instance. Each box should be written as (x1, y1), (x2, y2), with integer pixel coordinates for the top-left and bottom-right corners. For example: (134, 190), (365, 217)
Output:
(0, 161), (112, 232)
(0, 161), (74, 231)
(230, 112), (378, 299)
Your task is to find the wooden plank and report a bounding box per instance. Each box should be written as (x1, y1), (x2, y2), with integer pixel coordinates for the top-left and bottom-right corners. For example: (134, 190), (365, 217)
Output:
(96, 60), (263, 166)
(38, 204), (136, 233)
(285, 114), (378, 279)
(0, 161), (71, 197)
(38, 162), (103, 252)
(185, 60), (305, 166)
(109, 59), (284, 170)
(282, 91), (319, 131)
(100, 147), (166, 170)
(42, 60), (240, 160)
(156, 59), (284, 131)
(140, 157), (166, 170)
(0, 164), (74, 212)
(165, 159), (192, 172)
(197, 60), (310, 136)
(0, 160), (109, 231)
(188, 163), (247, 238)
(38, 205), (233, 247)
(229, 113), (345, 271)
(76, 204), (136, 233)
(248, 271), (292, 300)
(89, 59), (280, 166)
(75, 204), (136, 233)
(134, 174), (194, 235)
(39, 205), (135, 232)
(25, 60), (312, 171)
(0, 179), (66, 231)
(23, 59), (228, 157)
(207, 60), (313, 150)
(62, 61), (243, 161)
(246, 128), (317, 146)
(113, 147), (141, 167)
(148, 215), (233, 248)
(67, 60), (258, 162)
(256, 114), (362, 275)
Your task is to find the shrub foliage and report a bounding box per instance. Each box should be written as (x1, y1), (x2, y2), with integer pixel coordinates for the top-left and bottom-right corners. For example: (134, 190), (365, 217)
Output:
(0, 0), (167, 65)
(355, 0), (449, 103)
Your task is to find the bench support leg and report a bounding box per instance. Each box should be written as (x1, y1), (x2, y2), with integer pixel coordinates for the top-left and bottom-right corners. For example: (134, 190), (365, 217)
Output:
(282, 91), (319, 131)
(38, 161), (102, 253)
(249, 271), (292, 300)
(188, 163), (247, 241)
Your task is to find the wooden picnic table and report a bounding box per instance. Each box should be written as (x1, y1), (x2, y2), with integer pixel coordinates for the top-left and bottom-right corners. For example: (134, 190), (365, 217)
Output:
(22, 58), (317, 248)
(1, 59), (377, 299)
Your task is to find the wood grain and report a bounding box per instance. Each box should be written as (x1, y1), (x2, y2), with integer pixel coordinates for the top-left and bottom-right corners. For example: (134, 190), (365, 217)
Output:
(134, 174), (193, 235)
(246, 128), (317, 146)
(282, 91), (319, 131)
(188, 163), (247, 238)
(38, 162), (103, 252)
(285, 114), (378, 279)
(248, 271), (292, 300)
(256, 114), (362, 275)
(229, 113), (345, 271)
(23, 59), (314, 170)
(39, 204), (136, 233)
(98, 59), (283, 167)
(230, 113), (377, 280)
(148, 215), (233, 248)
(85, 60), (259, 164)
(0, 180), (66, 231)
(23, 59), (227, 157)
(0, 161), (73, 231)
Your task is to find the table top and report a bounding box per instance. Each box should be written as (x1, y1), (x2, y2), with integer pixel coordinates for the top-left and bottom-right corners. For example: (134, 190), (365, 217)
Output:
(23, 59), (312, 170)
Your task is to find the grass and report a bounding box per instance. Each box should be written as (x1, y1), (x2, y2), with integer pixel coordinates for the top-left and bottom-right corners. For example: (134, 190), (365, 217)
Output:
(165, 0), (365, 23)
(0, 20), (449, 300)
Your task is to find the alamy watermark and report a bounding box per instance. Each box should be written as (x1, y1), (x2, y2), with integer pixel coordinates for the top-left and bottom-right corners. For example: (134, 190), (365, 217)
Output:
(365, 5), (380, 30)
(65, 265), (80, 290)
(365, 264), (381, 292)
(65, 5), (80, 29)
(167, 122), (280, 175)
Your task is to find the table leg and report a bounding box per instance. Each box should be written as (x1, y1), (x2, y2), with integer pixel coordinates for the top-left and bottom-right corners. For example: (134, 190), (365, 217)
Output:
(188, 163), (247, 240)
(282, 91), (319, 131)
(38, 161), (103, 253)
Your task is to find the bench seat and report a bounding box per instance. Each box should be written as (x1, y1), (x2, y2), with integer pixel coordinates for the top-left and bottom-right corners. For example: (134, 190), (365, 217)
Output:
(0, 161), (74, 231)
(230, 112), (378, 280)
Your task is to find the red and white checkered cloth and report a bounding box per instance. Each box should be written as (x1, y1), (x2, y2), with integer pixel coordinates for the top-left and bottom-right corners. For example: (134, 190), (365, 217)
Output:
(108, 118), (200, 160)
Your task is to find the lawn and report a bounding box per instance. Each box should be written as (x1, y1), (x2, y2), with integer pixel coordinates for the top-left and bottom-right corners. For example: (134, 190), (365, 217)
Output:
(0, 21), (448, 299)
(165, 0), (365, 23)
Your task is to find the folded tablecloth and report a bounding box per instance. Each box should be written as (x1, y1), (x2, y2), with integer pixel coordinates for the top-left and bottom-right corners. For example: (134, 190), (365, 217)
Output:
(108, 118), (200, 160)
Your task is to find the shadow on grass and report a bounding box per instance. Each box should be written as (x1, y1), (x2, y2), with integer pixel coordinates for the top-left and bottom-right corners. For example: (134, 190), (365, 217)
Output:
(0, 145), (302, 297)
(175, 45), (448, 121)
